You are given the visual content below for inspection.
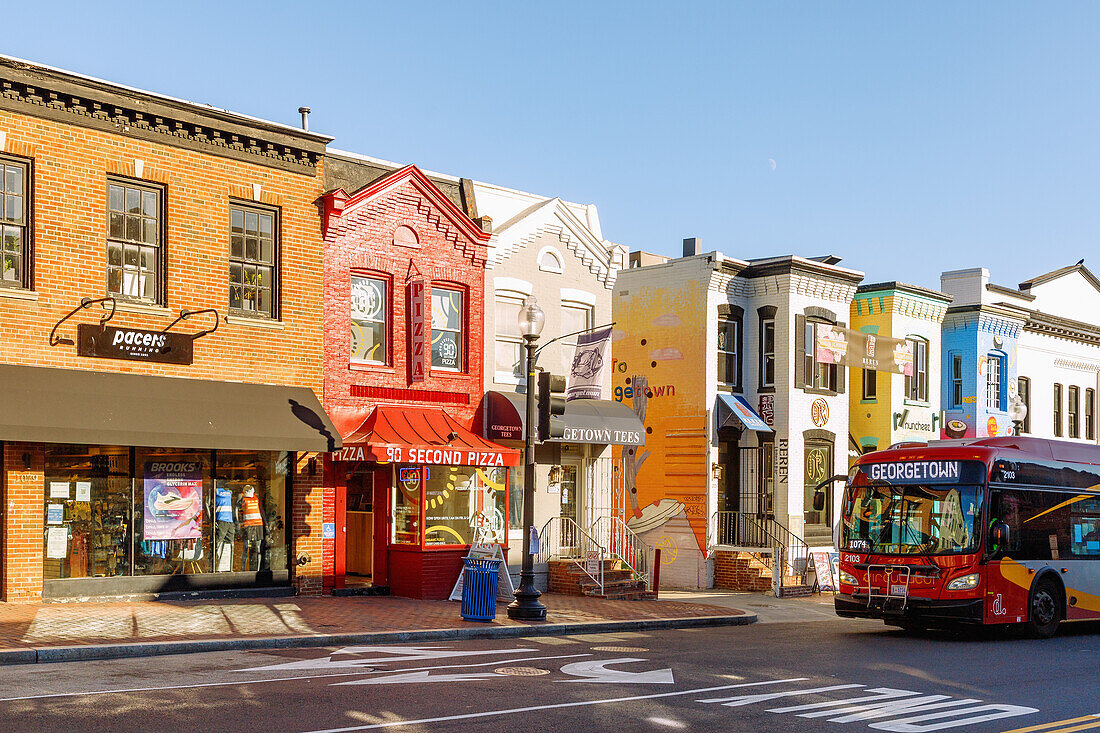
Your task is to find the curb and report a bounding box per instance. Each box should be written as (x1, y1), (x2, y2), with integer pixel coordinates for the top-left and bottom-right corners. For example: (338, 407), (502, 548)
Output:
(0, 612), (756, 665)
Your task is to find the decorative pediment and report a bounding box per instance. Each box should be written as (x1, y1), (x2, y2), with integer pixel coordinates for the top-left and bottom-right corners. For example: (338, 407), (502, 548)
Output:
(486, 197), (622, 288)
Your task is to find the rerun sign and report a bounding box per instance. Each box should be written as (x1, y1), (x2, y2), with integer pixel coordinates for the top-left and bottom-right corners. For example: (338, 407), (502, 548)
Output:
(77, 324), (194, 365)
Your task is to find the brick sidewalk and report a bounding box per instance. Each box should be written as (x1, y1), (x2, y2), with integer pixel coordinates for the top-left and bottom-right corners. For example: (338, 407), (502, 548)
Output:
(0, 593), (751, 663)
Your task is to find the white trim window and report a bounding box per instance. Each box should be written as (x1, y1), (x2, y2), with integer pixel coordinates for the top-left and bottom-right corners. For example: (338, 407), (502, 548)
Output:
(985, 354), (1002, 410)
(904, 338), (929, 402)
(561, 301), (594, 374)
(718, 317), (738, 386)
(494, 292), (525, 382)
(760, 318), (775, 388)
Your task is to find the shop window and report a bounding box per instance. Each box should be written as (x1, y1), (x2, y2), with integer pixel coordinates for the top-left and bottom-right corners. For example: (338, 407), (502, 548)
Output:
(132, 449), (213, 576)
(43, 445), (131, 581)
(424, 466), (507, 546)
(494, 292), (525, 380)
(212, 450), (288, 573)
(561, 301), (594, 374)
(229, 203), (278, 318)
(718, 317), (738, 386)
(350, 275), (389, 365)
(985, 354), (1004, 411)
(951, 354), (963, 407)
(760, 318), (775, 388)
(107, 179), (163, 303)
(1017, 377), (1031, 434)
(1054, 383), (1063, 437)
(507, 464), (523, 531)
(430, 286), (464, 371)
(1069, 386), (1081, 439)
(1087, 388), (1095, 441)
(0, 155), (30, 288)
(904, 338), (928, 402)
(393, 467), (422, 544)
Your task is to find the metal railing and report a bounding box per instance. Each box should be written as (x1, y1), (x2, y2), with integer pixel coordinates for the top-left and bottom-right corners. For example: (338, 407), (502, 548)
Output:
(535, 516), (607, 595)
(712, 511), (812, 590)
(590, 515), (652, 589)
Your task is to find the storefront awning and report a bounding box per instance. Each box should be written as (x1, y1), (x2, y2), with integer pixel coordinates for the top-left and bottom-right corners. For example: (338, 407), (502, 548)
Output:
(483, 391), (646, 446)
(336, 405), (520, 466)
(0, 363), (340, 452)
(716, 394), (773, 433)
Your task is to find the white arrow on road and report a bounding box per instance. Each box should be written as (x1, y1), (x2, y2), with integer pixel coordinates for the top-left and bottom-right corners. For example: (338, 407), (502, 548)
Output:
(239, 645), (538, 672)
(336, 671), (502, 685)
(559, 658), (675, 684)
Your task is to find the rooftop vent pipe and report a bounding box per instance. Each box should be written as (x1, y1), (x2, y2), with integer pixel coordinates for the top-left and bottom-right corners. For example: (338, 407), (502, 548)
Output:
(298, 106), (311, 131)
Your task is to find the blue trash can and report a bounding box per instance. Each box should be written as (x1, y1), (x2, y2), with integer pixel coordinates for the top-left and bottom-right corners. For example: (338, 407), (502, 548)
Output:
(460, 557), (501, 622)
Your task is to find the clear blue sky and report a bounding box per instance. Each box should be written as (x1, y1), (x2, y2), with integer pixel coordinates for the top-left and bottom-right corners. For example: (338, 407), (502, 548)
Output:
(5, 2), (1098, 290)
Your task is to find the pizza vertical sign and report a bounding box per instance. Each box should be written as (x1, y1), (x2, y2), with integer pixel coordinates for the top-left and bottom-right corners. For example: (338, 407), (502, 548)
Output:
(408, 278), (426, 383)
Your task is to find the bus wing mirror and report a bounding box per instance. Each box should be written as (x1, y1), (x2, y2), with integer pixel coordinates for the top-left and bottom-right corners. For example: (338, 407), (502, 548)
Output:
(812, 491), (826, 512)
(991, 522), (1010, 548)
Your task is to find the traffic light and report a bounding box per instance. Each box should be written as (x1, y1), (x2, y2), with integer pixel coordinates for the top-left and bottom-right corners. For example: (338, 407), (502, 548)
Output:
(537, 370), (567, 441)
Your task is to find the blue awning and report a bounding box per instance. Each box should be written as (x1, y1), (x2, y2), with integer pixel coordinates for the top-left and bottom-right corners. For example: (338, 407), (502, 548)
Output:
(716, 394), (773, 433)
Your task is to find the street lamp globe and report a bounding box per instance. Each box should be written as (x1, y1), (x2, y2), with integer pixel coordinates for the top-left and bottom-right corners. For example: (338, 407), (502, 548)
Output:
(1008, 393), (1027, 434)
(518, 297), (545, 338)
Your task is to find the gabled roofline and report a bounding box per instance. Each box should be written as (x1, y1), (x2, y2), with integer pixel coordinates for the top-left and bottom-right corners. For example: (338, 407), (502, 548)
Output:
(322, 164), (490, 245)
(1019, 262), (1100, 292)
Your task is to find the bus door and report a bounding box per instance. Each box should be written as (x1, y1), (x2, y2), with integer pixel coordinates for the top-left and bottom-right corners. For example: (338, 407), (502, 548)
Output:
(983, 488), (1035, 624)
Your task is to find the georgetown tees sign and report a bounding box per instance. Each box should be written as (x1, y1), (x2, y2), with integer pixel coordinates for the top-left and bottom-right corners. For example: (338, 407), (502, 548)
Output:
(77, 324), (194, 365)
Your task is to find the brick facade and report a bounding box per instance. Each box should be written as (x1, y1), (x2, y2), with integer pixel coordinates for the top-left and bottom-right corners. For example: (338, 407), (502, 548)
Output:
(0, 58), (331, 601)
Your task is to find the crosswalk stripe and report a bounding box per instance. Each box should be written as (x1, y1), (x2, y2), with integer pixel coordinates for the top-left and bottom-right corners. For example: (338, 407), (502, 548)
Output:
(1002, 715), (1100, 733)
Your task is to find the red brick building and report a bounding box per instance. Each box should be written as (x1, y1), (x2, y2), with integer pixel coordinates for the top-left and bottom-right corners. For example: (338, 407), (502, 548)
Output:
(0, 56), (338, 601)
(321, 157), (518, 599)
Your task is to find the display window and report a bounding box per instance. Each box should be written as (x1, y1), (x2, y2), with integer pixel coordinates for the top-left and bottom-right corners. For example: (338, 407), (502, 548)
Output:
(42, 445), (289, 581)
(391, 464), (508, 548)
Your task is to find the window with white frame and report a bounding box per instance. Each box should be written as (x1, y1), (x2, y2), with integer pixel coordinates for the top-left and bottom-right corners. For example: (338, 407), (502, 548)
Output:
(718, 317), (738, 385)
(431, 287), (464, 371)
(905, 338), (929, 402)
(561, 301), (594, 374)
(985, 354), (1003, 410)
(350, 275), (388, 364)
(760, 318), (775, 387)
(804, 320), (838, 391)
(494, 293), (525, 379)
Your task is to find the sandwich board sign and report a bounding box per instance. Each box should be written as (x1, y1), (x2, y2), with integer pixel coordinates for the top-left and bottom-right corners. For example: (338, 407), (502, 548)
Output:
(448, 543), (515, 602)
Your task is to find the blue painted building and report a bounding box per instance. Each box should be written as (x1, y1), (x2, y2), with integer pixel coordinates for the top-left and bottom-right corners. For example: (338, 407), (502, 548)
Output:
(939, 269), (1026, 438)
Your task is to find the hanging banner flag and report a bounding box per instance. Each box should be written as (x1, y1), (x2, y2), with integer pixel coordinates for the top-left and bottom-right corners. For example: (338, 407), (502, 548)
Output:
(407, 279), (426, 383)
(566, 326), (612, 401)
(815, 326), (913, 376)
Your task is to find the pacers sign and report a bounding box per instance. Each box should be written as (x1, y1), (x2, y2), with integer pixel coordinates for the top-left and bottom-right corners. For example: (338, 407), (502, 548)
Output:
(77, 324), (193, 365)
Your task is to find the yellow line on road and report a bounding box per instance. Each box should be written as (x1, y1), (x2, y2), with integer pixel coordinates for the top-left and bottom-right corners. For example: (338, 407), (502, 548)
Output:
(1002, 715), (1100, 733)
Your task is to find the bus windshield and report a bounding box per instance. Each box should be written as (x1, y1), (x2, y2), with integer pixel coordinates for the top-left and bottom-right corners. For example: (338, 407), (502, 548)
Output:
(843, 483), (984, 555)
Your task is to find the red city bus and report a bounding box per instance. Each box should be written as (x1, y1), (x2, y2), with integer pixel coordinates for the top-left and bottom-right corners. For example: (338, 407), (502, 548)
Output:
(835, 436), (1100, 638)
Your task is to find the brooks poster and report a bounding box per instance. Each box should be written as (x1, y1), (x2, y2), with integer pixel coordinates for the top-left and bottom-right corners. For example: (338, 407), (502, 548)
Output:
(143, 461), (203, 540)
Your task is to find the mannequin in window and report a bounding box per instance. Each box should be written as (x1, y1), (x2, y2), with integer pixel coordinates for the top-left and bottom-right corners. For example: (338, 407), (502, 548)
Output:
(239, 484), (264, 571)
(214, 483), (236, 572)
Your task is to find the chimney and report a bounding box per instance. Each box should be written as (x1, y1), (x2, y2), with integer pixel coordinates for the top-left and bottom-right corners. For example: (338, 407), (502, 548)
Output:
(683, 237), (701, 257)
(298, 106), (311, 131)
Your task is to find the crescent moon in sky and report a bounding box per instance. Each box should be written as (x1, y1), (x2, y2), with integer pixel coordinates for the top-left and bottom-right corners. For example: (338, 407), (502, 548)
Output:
(768, 158), (777, 171)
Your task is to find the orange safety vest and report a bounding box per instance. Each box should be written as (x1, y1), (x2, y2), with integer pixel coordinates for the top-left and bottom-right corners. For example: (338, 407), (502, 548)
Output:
(241, 495), (263, 527)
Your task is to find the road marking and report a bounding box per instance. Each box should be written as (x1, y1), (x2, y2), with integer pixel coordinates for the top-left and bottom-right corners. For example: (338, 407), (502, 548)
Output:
(336, 671), (501, 685)
(240, 645), (539, 671)
(699, 684), (866, 706)
(0, 653), (591, 703)
(298, 678), (809, 732)
(1003, 717), (1100, 733)
(558, 658), (675, 684)
(524, 637), (579, 645)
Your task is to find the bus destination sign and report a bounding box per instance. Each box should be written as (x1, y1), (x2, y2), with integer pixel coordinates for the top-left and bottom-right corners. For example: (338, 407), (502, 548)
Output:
(864, 460), (962, 484)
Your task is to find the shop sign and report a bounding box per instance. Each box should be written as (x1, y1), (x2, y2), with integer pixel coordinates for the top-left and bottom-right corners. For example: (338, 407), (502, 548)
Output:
(77, 324), (194, 365)
(408, 279), (426, 383)
(777, 438), (788, 484)
(814, 325), (913, 376)
(559, 426), (643, 445)
(759, 395), (774, 426)
(811, 398), (830, 427)
(333, 444), (508, 466)
(893, 408), (943, 434)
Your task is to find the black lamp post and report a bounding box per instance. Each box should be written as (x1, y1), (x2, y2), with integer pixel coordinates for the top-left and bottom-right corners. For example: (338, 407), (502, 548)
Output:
(508, 297), (548, 621)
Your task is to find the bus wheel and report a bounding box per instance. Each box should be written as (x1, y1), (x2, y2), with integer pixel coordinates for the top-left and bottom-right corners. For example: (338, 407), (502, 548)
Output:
(1027, 579), (1062, 639)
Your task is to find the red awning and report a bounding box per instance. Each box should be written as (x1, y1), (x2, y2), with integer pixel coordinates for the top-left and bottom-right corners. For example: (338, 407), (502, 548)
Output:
(333, 405), (520, 467)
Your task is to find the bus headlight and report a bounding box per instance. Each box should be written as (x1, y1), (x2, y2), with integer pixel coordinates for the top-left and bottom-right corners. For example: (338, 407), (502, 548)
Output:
(947, 573), (980, 590)
(839, 570), (859, 586)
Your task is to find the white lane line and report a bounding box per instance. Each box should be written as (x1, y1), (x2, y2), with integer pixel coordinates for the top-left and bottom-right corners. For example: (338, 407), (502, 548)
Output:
(298, 678), (810, 732)
(0, 653), (592, 703)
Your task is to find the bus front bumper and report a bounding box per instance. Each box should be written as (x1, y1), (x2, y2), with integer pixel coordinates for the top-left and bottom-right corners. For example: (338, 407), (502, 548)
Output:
(834, 593), (984, 625)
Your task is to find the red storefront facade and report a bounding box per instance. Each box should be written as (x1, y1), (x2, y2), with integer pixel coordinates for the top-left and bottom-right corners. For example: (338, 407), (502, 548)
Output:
(321, 164), (516, 599)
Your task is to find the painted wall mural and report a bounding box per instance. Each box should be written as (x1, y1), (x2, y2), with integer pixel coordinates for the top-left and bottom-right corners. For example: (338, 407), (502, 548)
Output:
(613, 279), (710, 585)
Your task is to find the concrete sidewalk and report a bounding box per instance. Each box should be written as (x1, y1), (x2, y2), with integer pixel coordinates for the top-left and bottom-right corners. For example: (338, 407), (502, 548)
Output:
(0, 592), (754, 665)
(658, 589), (854, 624)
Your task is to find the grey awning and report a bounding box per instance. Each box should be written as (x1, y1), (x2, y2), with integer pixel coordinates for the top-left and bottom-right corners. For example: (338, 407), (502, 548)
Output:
(483, 391), (645, 446)
(0, 364), (340, 452)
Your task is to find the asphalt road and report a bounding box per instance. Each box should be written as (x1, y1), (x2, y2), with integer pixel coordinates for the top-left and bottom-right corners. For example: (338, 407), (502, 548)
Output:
(1, 616), (1098, 733)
